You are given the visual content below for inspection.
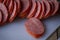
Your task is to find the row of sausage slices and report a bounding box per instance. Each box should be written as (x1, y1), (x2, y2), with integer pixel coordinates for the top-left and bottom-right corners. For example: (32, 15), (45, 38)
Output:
(0, 0), (21, 25)
(0, 0), (59, 25)
(19, 0), (59, 19)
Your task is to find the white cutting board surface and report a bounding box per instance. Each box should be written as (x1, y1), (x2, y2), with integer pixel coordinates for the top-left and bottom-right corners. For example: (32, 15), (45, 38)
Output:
(0, 15), (60, 40)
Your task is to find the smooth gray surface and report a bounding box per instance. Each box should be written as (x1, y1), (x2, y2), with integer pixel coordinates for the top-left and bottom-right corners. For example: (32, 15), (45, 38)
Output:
(0, 15), (60, 40)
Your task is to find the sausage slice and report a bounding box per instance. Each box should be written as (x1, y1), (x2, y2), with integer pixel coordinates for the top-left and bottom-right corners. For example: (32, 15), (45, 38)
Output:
(27, 0), (37, 18)
(0, 0), (3, 3)
(34, 1), (42, 18)
(8, 0), (14, 15)
(5, 0), (10, 7)
(39, 1), (45, 19)
(25, 18), (45, 38)
(0, 3), (8, 24)
(3, 0), (7, 4)
(0, 11), (2, 23)
(19, 0), (31, 18)
(15, 0), (21, 14)
(9, 1), (17, 22)
(46, 1), (54, 18)
(43, 0), (51, 19)
(51, 0), (59, 15)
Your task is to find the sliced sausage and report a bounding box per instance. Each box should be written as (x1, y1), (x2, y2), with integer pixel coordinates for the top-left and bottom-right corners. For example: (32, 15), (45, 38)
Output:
(34, 1), (42, 18)
(3, 0), (7, 4)
(5, 0), (10, 7)
(27, 0), (37, 18)
(51, 0), (59, 15)
(45, 1), (54, 18)
(39, 1), (45, 19)
(43, 0), (51, 19)
(15, 0), (21, 14)
(19, 0), (31, 18)
(8, 0), (14, 15)
(25, 18), (45, 38)
(9, 1), (17, 22)
(0, 11), (2, 23)
(0, 3), (8, 24)
(0, 0), (3, 3)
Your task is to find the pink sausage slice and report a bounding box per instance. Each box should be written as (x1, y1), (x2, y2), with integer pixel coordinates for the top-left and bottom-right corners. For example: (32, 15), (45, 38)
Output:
(43, 0), (51, 19)
(51, 0), (59, 15)
(39, 1), (45, 19)
(25, 18), (45, 38)
(34, 1), (42, 18)
(15, 0), (21, 14)
(8, 0), (14, 15)
(3, 0), (7, 4)
(0, 11), (2, 23)
(0, 3), (8, 24)
(27, 0), (37, 18)
(19, 0), (31, 18)
(9, 1), (17, 22)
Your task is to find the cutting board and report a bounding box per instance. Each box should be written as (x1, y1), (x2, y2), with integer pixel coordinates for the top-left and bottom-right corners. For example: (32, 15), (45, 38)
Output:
(0, 15), (60, 40)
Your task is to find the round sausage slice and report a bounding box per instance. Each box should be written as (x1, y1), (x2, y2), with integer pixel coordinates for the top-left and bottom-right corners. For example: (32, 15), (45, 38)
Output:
(9, 1), (17, 22)
(25, 18), (45, 38)
(34, 1), (42, 18)
(27, 0), (37, 18)
(43, 0), (51, 19)
(0, 11), (2, 23)
(39, 1), (45, 19)
(8, 0), (14, 15)
(0, 3), (8, 24)
(19, 0), (31, 18)
(15, 0), (21, 14)
(51, 0), (59, 15)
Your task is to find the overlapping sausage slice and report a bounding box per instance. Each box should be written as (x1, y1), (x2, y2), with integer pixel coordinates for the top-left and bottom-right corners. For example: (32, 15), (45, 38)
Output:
(3, 0), (7, 4)
(27, 0), (37, 18)
(34, 1), (42, 18)
(15, 0), (21, 14)
(0, 3), (8, 25)
(19, 0), (31, 18)
(0, 0), (3, 3)
(9, 1), (17, 22)
(43, 0), (51, 19)
(0, 11), (2, 23)
(51, 0), (59, 15)
(8, 0), (14, 15)
(5, 0), (10, 7)
(25, 18), (45, 38)
(46, 1), (54, 18)
(39, 1), (45, 19)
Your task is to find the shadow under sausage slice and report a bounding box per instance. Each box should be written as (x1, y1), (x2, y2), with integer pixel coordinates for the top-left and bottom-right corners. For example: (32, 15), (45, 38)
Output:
(0, 3), (8, 25)
(9, 1), (17, 22)
(27, 0), (37, 18)
(25, 18), (45, 38)
(19, 0), (31, 18)
(34, 1), (42, 19)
